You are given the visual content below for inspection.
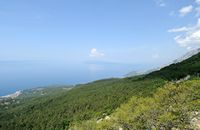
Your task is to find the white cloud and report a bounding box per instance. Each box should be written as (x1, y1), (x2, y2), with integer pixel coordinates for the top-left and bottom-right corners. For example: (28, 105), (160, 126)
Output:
(168, 27), (190, 32)
(154, 0), (166, 7)
(170, 19), (200, 48)
(179, 5), (193, 17)
(194, 0), (200, 17)
(168, 1), (200, 49)
(195, 6), (200, 17)
(196, 0), (200, 5)
(89, 48), (105, 58)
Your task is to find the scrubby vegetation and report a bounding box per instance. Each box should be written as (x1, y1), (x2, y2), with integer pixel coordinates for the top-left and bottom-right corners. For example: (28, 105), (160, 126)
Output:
(71, 80), (200, 130)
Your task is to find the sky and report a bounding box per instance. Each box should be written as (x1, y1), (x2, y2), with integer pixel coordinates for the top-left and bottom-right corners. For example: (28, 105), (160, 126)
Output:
(1, 0), (200, 63)
(1, 0), (200, 95)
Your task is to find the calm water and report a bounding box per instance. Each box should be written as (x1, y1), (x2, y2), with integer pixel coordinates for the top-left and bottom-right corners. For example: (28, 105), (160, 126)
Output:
(0, 60), (152, 96)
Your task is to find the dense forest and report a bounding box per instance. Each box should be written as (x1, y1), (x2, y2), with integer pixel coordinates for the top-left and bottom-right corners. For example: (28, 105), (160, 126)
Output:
(0, 78), (164, 130)
(71, 80), (200, 129)
(0, 52), (200, 130)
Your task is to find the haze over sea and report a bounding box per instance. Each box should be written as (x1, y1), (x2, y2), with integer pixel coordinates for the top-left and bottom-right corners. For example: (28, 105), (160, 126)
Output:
(0, 60), (155, 96)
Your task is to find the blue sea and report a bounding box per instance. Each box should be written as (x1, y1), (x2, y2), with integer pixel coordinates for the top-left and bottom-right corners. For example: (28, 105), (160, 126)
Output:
(0, 60), (153, 96)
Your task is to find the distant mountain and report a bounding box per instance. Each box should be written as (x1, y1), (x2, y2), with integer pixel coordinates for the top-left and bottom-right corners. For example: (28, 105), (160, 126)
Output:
(146, 51), (200, 80)
(126, 48), (200, 78)
(173, 48), (200, 63)
(125, 68), (159, 77)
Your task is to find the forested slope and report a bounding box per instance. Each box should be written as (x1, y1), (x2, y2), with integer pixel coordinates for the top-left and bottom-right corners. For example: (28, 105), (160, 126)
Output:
(0, 78), (164, 130)
(1, 52), (200, 130)
(72, 79), (200, 129)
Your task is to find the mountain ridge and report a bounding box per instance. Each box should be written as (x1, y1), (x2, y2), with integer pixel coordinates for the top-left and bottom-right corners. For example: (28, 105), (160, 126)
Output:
(125, 48), (200, 78)
(173, 48), (200, 63)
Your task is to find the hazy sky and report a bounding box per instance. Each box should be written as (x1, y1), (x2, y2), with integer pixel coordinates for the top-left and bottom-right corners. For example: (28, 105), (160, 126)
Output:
(1, 0), (200, 95)
(1, 0), (200, 65)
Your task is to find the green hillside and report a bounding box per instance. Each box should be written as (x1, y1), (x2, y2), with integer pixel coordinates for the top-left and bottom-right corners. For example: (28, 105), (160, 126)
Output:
(0, 86), (72, 113)
(0, 78), (164, 130)
(72, 79), (200, 130)
(18, 86), (72, 99)
(0, 52), (200, 130)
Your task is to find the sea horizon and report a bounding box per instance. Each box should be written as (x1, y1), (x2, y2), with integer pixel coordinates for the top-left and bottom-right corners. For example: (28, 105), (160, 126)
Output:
(0, 60), (158, 96)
